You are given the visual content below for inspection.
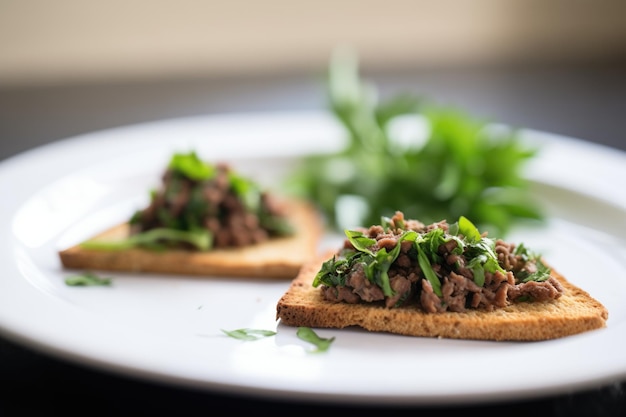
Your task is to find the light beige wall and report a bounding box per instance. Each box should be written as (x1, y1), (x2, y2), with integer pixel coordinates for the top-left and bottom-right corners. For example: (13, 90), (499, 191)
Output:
(1, 0), (625, 87)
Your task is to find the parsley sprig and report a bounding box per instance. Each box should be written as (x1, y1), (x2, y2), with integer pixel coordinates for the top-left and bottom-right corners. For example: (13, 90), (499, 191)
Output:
(221, 328), (277, 341)
(296, 327), (335, 353)
(286, 48), (544, 237)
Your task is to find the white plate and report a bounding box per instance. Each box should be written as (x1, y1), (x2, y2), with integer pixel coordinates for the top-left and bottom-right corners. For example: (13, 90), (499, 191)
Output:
(0, 110), (625, 406)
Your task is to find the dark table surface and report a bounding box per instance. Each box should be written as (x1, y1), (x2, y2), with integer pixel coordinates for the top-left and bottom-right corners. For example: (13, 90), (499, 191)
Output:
(1, 64), (625, 416)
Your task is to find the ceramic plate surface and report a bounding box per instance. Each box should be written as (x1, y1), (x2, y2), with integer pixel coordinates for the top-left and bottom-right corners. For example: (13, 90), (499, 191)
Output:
(0, 110), (625, 406)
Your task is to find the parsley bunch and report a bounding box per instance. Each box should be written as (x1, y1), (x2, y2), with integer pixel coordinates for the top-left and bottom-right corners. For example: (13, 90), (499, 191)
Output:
(287, 49), (544, 237)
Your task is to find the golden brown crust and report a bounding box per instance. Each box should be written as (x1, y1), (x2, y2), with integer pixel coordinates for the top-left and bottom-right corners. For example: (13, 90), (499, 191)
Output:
(276, 250), (609, 341)
(59, 198), (323, 279)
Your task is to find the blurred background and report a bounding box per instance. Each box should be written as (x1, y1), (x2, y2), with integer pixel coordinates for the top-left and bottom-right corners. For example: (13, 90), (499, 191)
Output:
(2, 0), (626, 85)
(1, 0), (626, 160)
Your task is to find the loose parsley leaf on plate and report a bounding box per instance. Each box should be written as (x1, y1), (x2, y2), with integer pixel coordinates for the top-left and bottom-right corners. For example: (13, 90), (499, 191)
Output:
(221, 327), (336, 353)
(221, 328), (277, 341)
(296, 327), (335, 353)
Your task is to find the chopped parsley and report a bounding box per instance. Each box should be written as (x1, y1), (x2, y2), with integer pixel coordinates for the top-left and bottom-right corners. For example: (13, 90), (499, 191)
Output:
(296, 327), (335, 353)
(313, 215), (549, 300)
(221, 328), (277, 341)
(221, 327), (335, 353)
(168, 151), (215, 181)
(80, 227), (212, 251)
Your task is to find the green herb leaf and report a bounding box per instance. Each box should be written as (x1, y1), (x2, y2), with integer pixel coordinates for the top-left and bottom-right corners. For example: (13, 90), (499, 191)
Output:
(521, 259), (551, 283)
(169, 151), (215, 181)
(296, 327), (335, 353)
(228, 171), (261, 212)
(514, 243), (552, 282)
(65, 272), (112, 286)
(370, 230), (417, 297)
(221, 328), (277, 341)
(81, 227), (213, 251)
(416, 244), (442, 296)
(345, 229), (376, 255)
(313, 255), (345, 287)
(458, 215), (482, 243)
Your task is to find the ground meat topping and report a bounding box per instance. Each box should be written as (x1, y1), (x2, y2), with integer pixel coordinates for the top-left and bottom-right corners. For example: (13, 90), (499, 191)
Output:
(313, 211), (562, 313)
(129, 152), (293, 250)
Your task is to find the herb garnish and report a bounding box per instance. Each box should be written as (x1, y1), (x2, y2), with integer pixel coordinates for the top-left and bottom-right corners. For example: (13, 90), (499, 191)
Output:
(221, 328), (277, 341)
(80, 227), (213, 250)
(169, 151), (215, 181)
(80, 227), (212, 251)
(286, 48), (544, 237)
(296, 327), (335, 353)
(513, 243), (552, 283)
(65, 272), (112, 286)
(221, 327), (335, 353)
(313, 215), (548, 300)
(83, 151), (294, 252)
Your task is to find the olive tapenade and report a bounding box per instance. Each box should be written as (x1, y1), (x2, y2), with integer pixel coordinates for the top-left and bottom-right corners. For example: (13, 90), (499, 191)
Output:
(313, 211), (562, 313)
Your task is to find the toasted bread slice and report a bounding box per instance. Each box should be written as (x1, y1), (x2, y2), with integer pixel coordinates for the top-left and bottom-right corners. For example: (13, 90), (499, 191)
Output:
(59, 198), (323, 279)
(276, 250), (609, 341)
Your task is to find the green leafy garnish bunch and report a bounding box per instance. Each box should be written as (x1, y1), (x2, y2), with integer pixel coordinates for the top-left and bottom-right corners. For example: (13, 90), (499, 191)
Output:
(313, 213), (553, 311)
(286, 49), (544, 237)
(82, 151), (294, 252)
